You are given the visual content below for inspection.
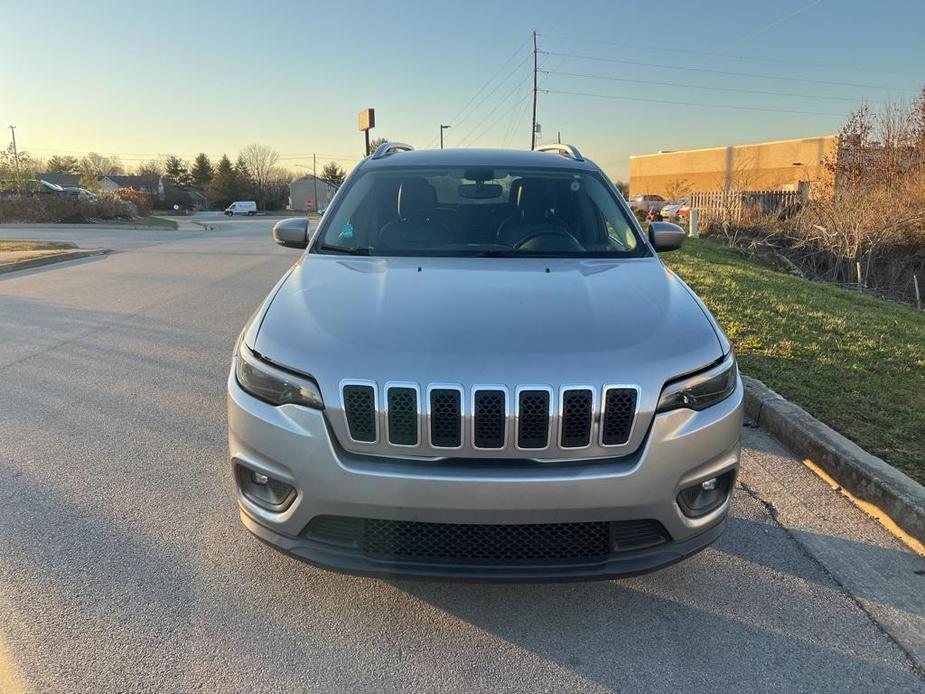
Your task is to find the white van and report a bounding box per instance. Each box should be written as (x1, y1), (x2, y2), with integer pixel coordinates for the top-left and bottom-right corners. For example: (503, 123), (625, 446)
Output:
(225, 201), (257, 216)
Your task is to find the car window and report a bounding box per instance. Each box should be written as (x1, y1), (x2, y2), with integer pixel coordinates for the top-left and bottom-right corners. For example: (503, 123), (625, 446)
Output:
(314, 168), (647, 258)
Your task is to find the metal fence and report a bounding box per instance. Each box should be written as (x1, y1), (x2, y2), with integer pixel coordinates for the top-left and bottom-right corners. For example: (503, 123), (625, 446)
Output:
(691, 190), (804, 224)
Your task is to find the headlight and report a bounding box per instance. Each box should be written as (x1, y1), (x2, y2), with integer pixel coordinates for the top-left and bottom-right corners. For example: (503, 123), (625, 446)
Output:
(234, 342), (324, 409)
(656, 353), (737, 413)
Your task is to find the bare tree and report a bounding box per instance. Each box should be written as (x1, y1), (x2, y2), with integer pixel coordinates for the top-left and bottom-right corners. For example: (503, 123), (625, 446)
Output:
(239, 143), (280, 210)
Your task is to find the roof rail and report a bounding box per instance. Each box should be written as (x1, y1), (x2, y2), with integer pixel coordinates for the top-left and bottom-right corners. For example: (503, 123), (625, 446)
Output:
(534, 144), (584, 162)
(370, 142), (415, 159)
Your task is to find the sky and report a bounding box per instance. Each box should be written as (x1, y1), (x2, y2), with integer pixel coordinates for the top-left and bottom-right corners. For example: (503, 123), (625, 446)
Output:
(3, 0), (924, 180)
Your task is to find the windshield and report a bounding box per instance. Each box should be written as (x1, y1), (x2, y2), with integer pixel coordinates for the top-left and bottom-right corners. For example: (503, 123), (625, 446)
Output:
(313, 168), (647, 258)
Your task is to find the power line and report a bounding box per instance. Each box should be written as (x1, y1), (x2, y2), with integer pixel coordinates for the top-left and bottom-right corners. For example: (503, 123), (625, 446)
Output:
(457, 76), (534, 147)
(739, 0), (823, 40)
(542, 69), (879, 104)
(542, 88), (847, 117)
(426, 34), (532, 147)
(542, 50), (917, 93)
(538, 32), (921, 77)
(452, 51), (532, 135)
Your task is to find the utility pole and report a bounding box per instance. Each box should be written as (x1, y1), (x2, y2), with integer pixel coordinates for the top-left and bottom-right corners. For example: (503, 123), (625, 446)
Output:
(312, 153), (318, 213)
(440, 124), (451, 149)
(530, 31), (538, 151)
(557, 131), (561, 144)
(8, 125), (19, 187)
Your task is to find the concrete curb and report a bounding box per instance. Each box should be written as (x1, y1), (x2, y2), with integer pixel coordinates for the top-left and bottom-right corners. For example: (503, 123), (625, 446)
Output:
(742, 375), (925, 544)
(0, 249), (110, 275)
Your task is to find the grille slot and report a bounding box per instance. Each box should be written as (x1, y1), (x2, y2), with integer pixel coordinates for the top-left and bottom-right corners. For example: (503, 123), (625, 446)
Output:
(430, 389), (462, 448)
(343, 384), (376, 442)
(601, 388), (637, 445)
(473, 390), (506, 448)
(560, 389), (593, 448)
(387, 387), (418, 446)
(518, 390), (550, 449)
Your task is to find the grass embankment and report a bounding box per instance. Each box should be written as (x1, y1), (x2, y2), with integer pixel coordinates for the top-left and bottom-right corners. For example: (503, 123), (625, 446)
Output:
(0, 240), (76, 265)
(664, 238), (925, 485)
(140, 216), (178, 230)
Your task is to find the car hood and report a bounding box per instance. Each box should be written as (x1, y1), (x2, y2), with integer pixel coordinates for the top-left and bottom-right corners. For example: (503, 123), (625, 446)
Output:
(253, 254), (724, 409)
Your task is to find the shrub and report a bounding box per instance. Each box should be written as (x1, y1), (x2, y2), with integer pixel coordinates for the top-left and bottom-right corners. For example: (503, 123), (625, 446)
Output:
(113, 188), (151, 216)
(0, 192), (136, 223)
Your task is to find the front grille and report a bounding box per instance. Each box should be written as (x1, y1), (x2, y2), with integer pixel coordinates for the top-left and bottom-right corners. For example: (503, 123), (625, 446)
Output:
(601, 388), (637, 445)
(561, 389), (593, 448)
(304, 516), (670, 564)
(473, 390), (506, 448)
(387, 387), (418, 446)
(338, 380), (640, 456)
(343, 384), (376, 442)
(430, 389), (462, 447)
(518, 390), (550, 449)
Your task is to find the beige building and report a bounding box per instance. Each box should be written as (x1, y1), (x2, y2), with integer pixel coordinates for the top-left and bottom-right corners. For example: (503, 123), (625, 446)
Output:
(629, 135), (837, 198)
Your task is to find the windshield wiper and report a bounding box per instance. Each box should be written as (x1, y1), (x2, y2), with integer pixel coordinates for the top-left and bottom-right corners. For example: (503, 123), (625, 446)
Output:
(316, 244), (371, 256)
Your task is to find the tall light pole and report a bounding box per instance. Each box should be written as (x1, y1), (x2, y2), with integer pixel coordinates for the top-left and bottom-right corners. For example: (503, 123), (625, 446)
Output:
(440, 124), (451, 149)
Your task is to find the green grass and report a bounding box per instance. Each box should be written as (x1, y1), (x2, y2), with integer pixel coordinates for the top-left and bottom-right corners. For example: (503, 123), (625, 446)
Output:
(141, 216), (178, 230)
(664, 238), (925, 485)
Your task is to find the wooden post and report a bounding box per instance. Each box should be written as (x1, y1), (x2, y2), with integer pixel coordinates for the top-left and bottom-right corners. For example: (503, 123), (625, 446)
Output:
(914, 274), (922, 310)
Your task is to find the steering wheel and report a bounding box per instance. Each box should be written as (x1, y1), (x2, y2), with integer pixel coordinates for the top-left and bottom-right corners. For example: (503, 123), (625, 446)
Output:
(513, 227), (583, 251)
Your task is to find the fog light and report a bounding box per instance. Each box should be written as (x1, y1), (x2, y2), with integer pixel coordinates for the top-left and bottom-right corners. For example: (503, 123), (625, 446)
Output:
(234, 462), (296, 512)
(677, 470), (734, 518)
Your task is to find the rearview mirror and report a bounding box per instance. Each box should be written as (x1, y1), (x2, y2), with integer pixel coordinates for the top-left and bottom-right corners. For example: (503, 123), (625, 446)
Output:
(648, 221), (686, 252)
(272, 217), (309, 249)
(458, 183), (503, 199)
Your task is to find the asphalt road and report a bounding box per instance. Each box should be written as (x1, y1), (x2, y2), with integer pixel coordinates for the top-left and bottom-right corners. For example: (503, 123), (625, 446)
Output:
(0, 217), (922, 693)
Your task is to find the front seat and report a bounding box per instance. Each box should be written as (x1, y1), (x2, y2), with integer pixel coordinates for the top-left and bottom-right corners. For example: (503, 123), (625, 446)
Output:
(376, 178), (450, 251)
(496, 178), (571, 246)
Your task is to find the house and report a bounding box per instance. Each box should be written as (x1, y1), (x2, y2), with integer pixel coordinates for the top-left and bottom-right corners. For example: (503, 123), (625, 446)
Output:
(99, 174), (165, 200)
(629, 135), (838, 198)
(36, 172), (80, 188)
(288, 175), (337, 211)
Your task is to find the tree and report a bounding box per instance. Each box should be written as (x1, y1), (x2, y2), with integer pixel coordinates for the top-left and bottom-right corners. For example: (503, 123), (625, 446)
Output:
(0, 143), (40, 190)
(190, 153), (213, 187)
(319, 161), (346, 188)
(136, 158), (164, 178)
(207, 154), (239, 208)
(239, 143), (279, 210)
(163, 155), (192, 188)
(78, 152), (123, 190)
(368, 136), (388, 155)
(612, 179), (629, 199)
(46, 155), (80, 174)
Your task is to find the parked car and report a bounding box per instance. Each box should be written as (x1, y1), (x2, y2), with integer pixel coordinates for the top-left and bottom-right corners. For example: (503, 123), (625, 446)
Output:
(660, 198), (690, 220)
(629, 193), (666, 213)
(225, 200), (257, 216)
(228, 143), (742, 581)
(59, 186), (98, 202)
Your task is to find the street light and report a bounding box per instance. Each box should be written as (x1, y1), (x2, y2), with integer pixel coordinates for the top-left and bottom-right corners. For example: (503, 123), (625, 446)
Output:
(440, 124), (451, 149)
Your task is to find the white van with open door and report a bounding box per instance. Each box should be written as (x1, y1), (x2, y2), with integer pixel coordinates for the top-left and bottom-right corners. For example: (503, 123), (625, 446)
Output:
(225, 201), (257, 216)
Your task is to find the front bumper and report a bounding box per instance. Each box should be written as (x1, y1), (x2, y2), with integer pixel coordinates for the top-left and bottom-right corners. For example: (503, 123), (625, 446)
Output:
(227, 372), (743, 581)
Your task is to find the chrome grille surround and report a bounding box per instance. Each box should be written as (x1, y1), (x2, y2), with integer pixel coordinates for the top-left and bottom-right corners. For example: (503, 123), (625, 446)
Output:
(336, 380), (642, 460)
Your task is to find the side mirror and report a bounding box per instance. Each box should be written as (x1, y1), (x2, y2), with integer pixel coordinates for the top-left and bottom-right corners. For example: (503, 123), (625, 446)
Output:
(272, 217), (309, 249)
(648, 221), (686, 252)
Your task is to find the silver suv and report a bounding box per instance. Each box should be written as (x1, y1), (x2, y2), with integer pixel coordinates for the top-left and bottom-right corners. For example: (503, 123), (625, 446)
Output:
(227, 143), (742, 581)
